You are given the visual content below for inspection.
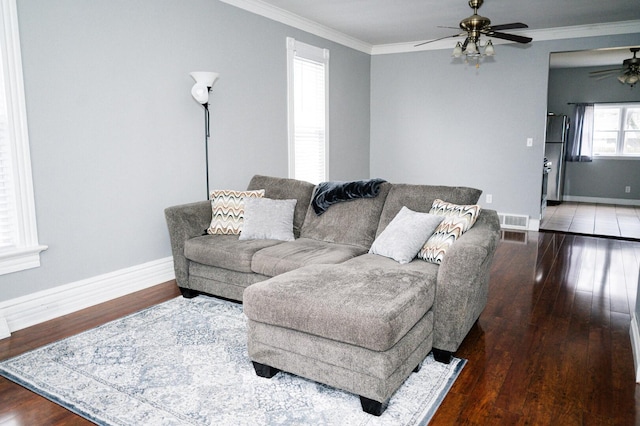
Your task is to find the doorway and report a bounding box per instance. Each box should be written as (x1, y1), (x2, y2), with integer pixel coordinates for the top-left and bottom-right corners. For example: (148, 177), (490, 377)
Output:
(542, 47), (640, 238)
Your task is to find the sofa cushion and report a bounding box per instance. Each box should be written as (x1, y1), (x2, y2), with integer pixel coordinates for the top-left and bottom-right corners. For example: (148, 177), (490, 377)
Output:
(247, 175), (315, 238)
(243, 262), (436, 352)
(376, 184), (482, 237)
(369, 206), (443, 264)
(251, 237), (367, 277)
(184, 235), (283, 273)
(239, 198), (297, 242)
(300, 182), (391, 249)
(206, 189), (265, 235)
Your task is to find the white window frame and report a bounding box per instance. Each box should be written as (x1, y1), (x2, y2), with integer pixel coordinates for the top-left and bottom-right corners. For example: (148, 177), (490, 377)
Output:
(0, 0), (46, 275)
(286, 37), (329, 184)
(592, 102), (640, 159)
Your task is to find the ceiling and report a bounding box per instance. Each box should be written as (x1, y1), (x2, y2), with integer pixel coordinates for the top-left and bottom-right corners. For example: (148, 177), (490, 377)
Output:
(223, 0), (640, 66)
(254, 0), (640, 46)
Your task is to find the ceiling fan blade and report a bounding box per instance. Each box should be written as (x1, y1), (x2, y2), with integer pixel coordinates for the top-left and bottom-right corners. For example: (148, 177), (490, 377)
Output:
(485, 31), (532, 44)
(415, 33), (464, 47)
(589, 68), (624, 75)
(489, 23), (528, 31)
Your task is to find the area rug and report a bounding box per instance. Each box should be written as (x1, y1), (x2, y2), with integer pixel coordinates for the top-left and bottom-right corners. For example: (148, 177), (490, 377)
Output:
(0, 296), (465, 425)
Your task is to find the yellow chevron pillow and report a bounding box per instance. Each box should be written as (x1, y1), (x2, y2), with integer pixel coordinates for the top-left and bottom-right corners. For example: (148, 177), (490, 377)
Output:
(418, 199), (481, 264)
(206, 189), (265, 235)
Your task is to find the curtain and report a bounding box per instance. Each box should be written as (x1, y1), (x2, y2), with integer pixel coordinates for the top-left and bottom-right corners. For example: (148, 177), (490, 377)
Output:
(566, 103), (594, 162)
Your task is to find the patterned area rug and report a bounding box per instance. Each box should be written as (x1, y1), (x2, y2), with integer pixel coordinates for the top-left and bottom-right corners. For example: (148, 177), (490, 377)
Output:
(0, 296), (465, 425)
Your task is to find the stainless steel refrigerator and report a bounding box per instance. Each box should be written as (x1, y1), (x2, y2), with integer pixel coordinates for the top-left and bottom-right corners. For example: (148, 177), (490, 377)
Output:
(544, 114), (570, 204)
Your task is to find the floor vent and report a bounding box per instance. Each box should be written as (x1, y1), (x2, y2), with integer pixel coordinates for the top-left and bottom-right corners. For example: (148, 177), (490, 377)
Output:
(499, 213), (529, 230)
(500, 229), (528, 244)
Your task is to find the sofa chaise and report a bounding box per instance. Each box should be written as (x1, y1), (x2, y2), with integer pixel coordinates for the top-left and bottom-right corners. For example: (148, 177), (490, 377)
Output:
(165, 175), (501, 415)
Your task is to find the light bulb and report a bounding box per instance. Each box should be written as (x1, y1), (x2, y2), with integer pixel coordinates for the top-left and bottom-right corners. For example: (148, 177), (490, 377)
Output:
(191, 83), (209, 104)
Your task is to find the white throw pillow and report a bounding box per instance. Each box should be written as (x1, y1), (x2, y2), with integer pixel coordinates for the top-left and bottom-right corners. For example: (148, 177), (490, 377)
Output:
(369, 206), (444, 264)
(239, 198), (297, 241)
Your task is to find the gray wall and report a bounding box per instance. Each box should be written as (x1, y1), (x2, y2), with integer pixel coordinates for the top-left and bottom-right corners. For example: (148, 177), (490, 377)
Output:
(370, 34), (640, 220)
(0, 0), (370, 302)
(547, 65), (640, 201)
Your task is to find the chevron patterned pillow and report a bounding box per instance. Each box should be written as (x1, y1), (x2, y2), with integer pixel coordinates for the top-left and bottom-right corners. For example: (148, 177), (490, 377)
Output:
(206, 189), (265, 235)
(418, 199), (481, 264)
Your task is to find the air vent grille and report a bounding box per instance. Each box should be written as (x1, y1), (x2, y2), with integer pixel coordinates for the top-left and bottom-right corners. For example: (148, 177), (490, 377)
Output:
(498, 213), (529, 230)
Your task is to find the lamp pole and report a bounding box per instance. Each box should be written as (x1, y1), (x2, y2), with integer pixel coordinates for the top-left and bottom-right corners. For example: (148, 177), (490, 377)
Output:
(190, 71), (219, 200)
(203, 94), (211, 199)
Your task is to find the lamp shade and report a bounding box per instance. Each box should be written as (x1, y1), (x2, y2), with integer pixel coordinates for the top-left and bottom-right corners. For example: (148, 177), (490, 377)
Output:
(452, 42), (463, 58)
(466, 41), (477, 55)
(190, 71), (219, 104)
(484, 40), (495, 56)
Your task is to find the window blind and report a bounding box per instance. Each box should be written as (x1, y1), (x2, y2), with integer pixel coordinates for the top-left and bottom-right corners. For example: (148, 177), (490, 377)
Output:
(0, 78), (17, 249)
(287, 38), (329, 185)
(0, 0), (46, 275)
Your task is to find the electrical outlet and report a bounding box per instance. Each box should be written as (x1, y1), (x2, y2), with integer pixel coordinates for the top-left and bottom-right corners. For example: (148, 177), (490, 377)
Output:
(625, 186), (631, 193)
(526, 137), (533, 147)
(486, 194), (493, 204)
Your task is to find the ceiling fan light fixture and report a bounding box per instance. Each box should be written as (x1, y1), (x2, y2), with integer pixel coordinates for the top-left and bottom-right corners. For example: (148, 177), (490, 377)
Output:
(466, 41), (477, 54)
(452, 42), (463, 57)
(627, 74), (639, 85)
(417, 0), (532, 67)
(484, 40), (495, 56)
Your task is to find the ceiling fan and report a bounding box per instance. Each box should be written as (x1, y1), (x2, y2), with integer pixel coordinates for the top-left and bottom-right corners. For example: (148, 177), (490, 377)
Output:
(589, 48), (640, 88)
(416, 0), (533, 65)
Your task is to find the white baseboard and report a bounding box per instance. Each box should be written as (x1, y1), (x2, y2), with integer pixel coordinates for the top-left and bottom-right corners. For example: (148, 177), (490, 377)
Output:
(631, 314), (640, 383)
(0, 257), (175, 338)
(563, 195), (640, 206)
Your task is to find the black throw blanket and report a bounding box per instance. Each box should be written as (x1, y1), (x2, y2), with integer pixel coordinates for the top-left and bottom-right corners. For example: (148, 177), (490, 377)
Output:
(311, 178), (387, 215)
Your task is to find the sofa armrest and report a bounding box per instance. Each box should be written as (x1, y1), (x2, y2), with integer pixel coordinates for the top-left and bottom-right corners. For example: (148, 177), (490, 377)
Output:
(433, 209), (501, 352)
(164, 201), (211, 288)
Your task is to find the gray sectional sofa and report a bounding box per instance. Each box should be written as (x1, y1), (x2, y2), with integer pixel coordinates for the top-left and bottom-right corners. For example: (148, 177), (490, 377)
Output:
(164, 174), (501, 415)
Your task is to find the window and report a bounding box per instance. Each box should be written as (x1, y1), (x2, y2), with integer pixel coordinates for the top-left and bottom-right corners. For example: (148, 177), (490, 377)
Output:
(592, 103), (640, 157)
(0, 0), (46, 275)
(286, 37), (329, 184)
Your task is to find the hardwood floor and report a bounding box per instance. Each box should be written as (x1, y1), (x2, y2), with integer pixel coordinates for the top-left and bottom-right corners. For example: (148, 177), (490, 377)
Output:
(1, 232), (639, 425)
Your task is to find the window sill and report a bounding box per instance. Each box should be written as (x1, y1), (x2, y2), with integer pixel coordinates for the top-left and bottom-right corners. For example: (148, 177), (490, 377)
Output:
(592, 156), (640, 161)
(0, 245), (48, 276)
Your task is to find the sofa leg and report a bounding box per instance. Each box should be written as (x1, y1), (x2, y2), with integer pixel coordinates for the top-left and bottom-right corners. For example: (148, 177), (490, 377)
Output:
(179, 287), (199, 299)
(359, 396), (388, 416)
(432, 348), (453, 364)
(413, 361), (422, 373)
(252, 361), (281, 378)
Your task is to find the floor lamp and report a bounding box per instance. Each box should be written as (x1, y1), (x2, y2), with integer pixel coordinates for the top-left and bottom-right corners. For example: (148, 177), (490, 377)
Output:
(190, 71), (220, 200)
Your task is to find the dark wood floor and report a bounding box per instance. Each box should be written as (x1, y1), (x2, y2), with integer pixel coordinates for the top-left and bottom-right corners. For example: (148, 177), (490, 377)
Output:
(1, 231), (639, 425)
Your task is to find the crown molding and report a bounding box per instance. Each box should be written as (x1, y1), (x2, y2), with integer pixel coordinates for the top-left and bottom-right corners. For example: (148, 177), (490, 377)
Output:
(219, 0), (640, 57)
(219, 0), (373, 54)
